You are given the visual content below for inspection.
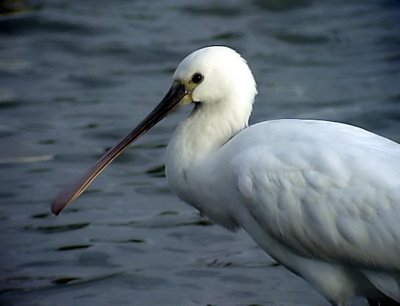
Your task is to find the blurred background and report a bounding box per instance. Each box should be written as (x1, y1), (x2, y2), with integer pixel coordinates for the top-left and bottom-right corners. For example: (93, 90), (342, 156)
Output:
(0, 0), (399, 305)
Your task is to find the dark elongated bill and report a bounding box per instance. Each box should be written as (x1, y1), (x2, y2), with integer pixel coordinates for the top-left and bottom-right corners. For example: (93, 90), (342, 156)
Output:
(51, 82), (187, 215)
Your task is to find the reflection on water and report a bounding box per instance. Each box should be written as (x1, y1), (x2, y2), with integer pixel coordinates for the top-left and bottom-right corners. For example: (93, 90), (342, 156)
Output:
(1, 0), (399, 305)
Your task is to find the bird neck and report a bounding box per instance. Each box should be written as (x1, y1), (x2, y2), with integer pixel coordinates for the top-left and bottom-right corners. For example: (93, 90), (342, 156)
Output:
(167, 99), (252, 172)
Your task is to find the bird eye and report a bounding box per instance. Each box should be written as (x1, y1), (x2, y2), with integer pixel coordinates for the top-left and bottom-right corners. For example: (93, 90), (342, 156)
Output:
(191, 73), (203, 84)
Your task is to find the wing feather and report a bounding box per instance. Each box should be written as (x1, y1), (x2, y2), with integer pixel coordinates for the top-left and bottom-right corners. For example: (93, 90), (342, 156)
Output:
(231, 120), (400, 270)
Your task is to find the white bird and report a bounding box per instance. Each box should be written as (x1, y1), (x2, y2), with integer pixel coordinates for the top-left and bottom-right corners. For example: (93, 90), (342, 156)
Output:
(52, 46), (400, 306)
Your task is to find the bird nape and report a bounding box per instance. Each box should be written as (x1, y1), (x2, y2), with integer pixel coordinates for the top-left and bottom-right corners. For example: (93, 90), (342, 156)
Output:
(52, 46), (400, 306)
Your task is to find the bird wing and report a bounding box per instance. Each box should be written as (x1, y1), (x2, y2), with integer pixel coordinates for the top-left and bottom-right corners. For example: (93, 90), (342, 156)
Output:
(232, 120), (400, 270)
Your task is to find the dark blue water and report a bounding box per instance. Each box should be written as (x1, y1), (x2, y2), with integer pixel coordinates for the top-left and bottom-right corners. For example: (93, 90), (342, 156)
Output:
(1, 1), (399, 305)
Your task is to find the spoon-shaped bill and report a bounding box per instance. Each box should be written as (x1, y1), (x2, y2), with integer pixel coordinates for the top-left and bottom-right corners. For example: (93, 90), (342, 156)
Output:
(51, 82), (187, 215)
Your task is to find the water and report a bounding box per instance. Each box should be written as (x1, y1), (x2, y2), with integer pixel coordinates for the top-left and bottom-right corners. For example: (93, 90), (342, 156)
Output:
(0, 0), (399, 305)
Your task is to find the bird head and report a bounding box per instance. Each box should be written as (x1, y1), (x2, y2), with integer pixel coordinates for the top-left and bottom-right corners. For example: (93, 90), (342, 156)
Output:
(174, 46), (257, 107)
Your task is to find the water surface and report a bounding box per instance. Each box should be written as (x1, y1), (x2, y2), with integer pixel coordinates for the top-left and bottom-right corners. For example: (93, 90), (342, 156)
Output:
(1, 0), (399, 305)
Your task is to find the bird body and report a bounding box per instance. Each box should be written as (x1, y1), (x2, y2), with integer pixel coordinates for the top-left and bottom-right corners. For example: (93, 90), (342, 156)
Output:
(52, 46), (400, 305)
(167, 117), (400, 304)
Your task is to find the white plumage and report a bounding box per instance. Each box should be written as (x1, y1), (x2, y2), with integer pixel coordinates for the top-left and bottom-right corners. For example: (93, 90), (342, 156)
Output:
(52, 46), (400, 306)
